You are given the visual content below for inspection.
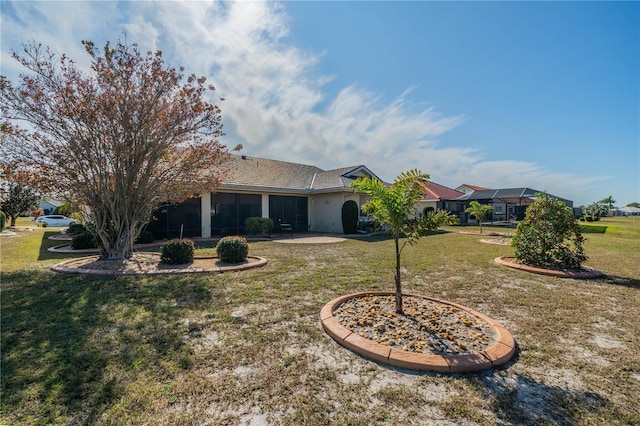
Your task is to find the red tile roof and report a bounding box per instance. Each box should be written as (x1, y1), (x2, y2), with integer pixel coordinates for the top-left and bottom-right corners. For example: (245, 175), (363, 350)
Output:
(422, 181), (464, 200)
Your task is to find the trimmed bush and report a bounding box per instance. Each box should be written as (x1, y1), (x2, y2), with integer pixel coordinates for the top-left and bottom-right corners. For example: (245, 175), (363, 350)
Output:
(511, 192), (586, 270)
(216, 236), (249, 263)
(580, 224), (607, 234)
(160, 238), (195, 264)
(341, 200), (359, 234)
(0, 210), (6, 232)
(71, 231), (98, 249)
(244, 217), (274, 236)
(67, 222), (87, 235)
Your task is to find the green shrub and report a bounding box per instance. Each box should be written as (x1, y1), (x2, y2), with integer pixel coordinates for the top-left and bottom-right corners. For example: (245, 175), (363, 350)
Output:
(244, 217), (274, 236)
(71, 231), (98, 249)
(160, 238), (195, 264)
(0, 210), (6, 232)
(135, 230), (154, 244)
(511, 192), (586, 270)
(67, 222), (87, 235)
(216, 236), (249, 263)
(416, 210), (459, 235)
(585, 215), (594, 222)
(341, 200), (359, 234)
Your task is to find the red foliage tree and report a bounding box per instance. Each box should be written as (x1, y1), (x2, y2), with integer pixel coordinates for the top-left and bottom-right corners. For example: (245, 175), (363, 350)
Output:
(1, 40), (239, 259)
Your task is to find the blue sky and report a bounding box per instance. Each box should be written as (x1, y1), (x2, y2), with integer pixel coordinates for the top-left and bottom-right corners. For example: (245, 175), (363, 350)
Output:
(1, 1), (638, 206)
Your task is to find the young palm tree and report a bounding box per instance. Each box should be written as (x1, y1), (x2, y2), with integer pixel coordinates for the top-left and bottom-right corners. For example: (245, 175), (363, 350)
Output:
(465, 200), (493, 234)
(351, 169), (428, 314)
(599, 196), (616, 217)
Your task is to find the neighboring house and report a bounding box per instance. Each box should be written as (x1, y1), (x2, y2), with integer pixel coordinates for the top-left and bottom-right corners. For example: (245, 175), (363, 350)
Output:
(39, 198), (63, 215)
(148, 155), (381, 238)
(613, 206), (640, 216)
(416, 181), (465, 218)
(454, 188), (573, 222)
(455, 184), (489, 195)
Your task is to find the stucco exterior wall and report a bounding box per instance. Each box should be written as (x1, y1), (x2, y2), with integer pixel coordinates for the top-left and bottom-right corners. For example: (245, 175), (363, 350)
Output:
(202, 189), (366, 235)
(308, 192), (360, 234)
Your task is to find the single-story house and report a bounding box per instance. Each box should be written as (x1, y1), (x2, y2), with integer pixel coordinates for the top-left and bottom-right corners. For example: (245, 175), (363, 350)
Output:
(39, 198), (63, 215)
(145, 156), (576, 238)
(416, 182), (465, 218)
(613, 206), (640, 216)
(147, 155), (380, 238)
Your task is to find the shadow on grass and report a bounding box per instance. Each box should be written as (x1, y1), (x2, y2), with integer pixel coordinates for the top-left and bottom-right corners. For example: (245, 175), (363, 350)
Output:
(597, 275), (640, 289)
(1, 270), (220, 424)
(463, 371), (617, 425)
(440, 345), (620, 424)
(37, 231), (79, 261)
(344, 230), (452, 243)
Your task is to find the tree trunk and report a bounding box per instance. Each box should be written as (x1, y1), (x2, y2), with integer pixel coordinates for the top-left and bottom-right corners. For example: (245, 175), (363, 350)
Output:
(394, 234), (403, 314)
(94, 213), (143, 260)
(99, 236), (134, 260)
(10, 215), (17, 227)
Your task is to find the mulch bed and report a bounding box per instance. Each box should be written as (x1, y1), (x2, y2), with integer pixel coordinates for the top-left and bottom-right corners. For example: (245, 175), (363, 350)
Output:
(52, 252), (266, 275)
(333, 295), (496, 355)
(480, 238), (512, 246)
(495, 256), (603, 279)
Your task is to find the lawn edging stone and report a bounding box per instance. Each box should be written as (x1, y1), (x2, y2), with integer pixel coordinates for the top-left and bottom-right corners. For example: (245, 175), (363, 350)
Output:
(320, 291), (516, 373)
(495, 256), (603, 279)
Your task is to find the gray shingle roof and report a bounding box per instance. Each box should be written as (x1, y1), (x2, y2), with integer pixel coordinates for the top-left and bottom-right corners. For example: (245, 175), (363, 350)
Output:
(219, 155), (367, 192)
(454, 188), (572, 205)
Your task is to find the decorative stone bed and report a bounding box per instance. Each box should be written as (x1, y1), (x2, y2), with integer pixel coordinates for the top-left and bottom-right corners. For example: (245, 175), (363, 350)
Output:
(480, 238), (511, 246)
(321, 291), (516, 373)
(51, 252), (267, 275)
(494, 256), (603, 279)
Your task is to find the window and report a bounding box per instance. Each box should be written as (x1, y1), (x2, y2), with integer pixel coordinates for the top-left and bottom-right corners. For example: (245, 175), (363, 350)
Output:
(211, 193), (261, 236)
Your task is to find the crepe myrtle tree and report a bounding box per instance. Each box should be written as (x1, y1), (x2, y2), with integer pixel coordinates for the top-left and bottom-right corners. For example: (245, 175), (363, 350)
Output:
(1, 40), (240, 259)
(351, 170), (456, 314)
(0, 167), (39, 227)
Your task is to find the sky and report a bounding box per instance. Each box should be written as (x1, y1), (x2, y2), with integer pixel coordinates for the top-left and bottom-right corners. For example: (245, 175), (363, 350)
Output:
(1, 1), (638, 207)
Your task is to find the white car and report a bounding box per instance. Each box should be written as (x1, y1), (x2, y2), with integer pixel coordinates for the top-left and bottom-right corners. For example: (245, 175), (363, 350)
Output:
(35, 215), (76, 227)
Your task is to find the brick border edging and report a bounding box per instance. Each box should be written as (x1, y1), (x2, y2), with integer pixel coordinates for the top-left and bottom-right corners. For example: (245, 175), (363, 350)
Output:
(320, 291), (516, 373)
(494, 256), (603, 279)
(50, 254), (268, 275)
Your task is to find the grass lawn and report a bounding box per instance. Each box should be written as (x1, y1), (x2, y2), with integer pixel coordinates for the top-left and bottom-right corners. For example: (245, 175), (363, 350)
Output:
(1, 217), (639, 425)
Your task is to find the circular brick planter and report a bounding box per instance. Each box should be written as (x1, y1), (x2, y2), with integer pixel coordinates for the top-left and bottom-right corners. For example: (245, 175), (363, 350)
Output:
(495, 257), (603, 279)
(51, 254), (267, 275)
(320, 291), (516, 373)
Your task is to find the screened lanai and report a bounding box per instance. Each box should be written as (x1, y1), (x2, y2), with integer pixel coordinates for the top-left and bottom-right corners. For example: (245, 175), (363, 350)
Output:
(454, 188), (573, 222)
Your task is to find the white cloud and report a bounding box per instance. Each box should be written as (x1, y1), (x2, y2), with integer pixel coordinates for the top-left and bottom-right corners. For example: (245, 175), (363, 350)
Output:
(1, 0), (608, 205)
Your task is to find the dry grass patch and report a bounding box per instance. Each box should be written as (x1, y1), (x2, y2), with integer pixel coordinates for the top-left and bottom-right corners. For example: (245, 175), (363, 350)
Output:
(1, 218), (639, 424)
